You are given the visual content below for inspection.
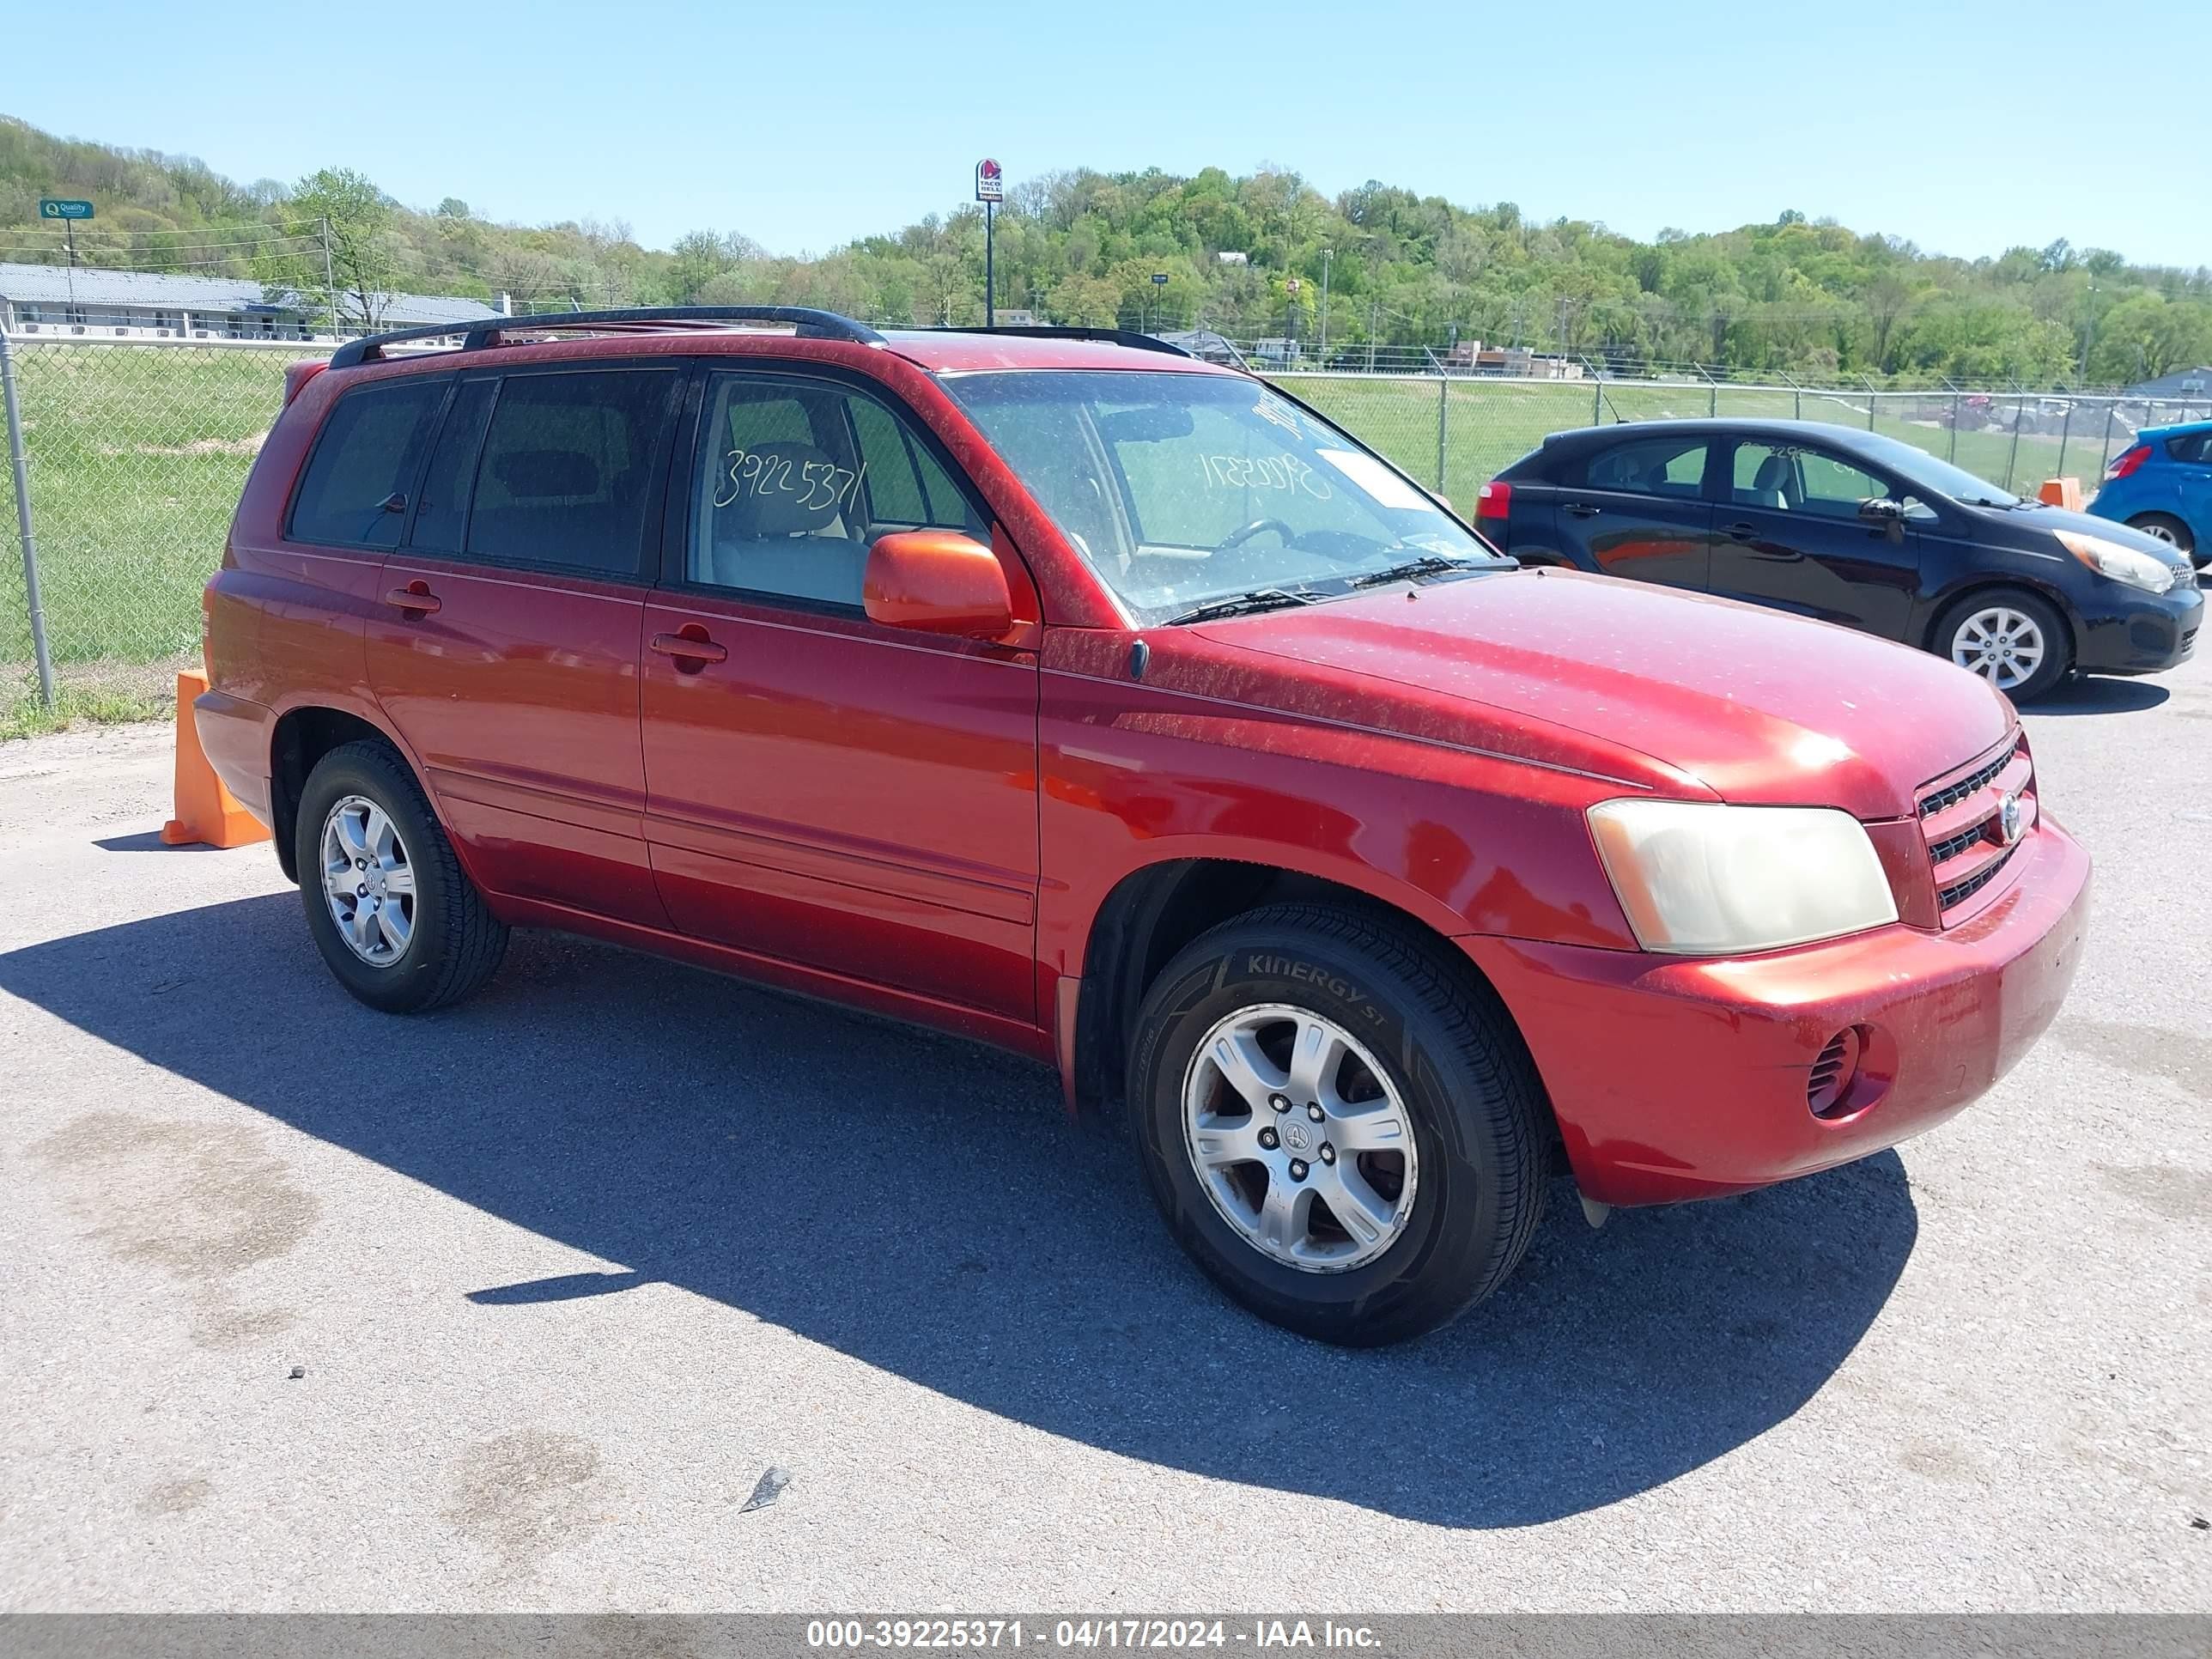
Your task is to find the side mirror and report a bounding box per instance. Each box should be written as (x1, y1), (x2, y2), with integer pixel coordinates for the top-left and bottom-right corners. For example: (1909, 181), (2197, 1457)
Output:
(864, 530), (1014, 640)
(1857, 496), (1904, 522)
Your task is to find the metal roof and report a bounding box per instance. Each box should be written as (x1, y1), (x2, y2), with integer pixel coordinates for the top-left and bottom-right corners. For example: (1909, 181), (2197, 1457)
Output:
(0, 262), (500, 325)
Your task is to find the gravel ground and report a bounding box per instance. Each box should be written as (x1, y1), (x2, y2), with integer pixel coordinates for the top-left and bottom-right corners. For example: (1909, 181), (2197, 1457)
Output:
(0, 664), (2206, 1613)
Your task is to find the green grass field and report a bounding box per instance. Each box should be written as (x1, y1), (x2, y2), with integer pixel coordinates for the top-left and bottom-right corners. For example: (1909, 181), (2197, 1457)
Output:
(0, 343), (2129, 738)
(0, 343), (292, 734)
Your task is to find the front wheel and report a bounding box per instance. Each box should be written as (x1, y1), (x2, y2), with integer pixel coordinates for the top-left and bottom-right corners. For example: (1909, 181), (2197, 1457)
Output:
(1936, 588), (2069, 702)
(1127, 902), (1550, 1346)
(295, 740), (508, 1013)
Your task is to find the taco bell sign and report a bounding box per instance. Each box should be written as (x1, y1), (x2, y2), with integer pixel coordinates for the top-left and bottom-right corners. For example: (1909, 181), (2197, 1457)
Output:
(975, 159), (1004, 204)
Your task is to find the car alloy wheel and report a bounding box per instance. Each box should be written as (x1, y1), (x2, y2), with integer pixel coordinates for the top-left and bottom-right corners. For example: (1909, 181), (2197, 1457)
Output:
(319, 793), (417, 966)
(1181, 1002), (1419, 1272)
(1949, 605), (2046, 692)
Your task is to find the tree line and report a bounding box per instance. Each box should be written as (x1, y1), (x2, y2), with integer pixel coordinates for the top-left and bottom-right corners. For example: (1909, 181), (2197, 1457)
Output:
(4, 114), (2208, 388)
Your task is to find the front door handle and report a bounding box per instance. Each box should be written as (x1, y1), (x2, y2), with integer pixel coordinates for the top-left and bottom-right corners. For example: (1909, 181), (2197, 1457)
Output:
(384, 581), (440, 615)
(650, 629), (729, 667)
(1724, 521), (1760, 542)
(1565, 501), (1601, 518)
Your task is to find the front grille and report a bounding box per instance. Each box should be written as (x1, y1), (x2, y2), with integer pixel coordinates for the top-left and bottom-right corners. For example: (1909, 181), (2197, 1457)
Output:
(1918, 748), (2012, 819)
(1939, 842), (2019, 911)
(1917, 733), (2034, 923)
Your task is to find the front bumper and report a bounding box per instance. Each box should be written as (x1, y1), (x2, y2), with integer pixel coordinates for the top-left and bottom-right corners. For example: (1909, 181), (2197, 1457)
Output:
(1463, 817), (2091, 1206)
(2075, 580), (2201, 675)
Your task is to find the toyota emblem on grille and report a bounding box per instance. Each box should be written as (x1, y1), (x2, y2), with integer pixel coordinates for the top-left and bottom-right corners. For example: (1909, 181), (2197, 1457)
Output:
(1997, 792), (2023, 846)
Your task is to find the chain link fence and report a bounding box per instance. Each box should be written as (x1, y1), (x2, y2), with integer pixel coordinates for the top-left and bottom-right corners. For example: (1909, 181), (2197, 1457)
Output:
(0, 337), (311, 734)
(2, 336), (2205, 737)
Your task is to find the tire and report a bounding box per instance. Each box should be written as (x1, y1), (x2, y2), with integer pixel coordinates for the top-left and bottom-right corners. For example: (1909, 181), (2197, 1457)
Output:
(1934, 587), (2070, 703)
(1127, 902), (1549, 1346)
(2126, 513), (2201, 567)
(295, 739), (508, 1013)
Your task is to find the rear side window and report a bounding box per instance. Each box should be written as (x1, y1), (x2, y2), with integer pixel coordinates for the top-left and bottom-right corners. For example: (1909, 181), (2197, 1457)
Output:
(465, 368), (679, 574)
(2167, 433), (2212, 465)
(288, 379), (447, 548)
(1582, 435), (1709, 498)
(408, 380), (496, 556)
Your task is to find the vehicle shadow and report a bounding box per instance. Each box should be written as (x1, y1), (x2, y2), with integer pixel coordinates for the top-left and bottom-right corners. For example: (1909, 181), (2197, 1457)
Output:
(0, 894), (1918, 1528)
(2027, 676), (2172, 715)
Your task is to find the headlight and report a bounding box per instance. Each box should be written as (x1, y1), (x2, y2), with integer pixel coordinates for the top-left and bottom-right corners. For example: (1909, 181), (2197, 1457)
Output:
(2056, 529), (2177, 593)
(1587, 800), (1899, 955)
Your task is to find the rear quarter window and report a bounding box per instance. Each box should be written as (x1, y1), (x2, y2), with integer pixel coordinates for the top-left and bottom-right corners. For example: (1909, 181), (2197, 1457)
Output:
(287, 378), (447, 548)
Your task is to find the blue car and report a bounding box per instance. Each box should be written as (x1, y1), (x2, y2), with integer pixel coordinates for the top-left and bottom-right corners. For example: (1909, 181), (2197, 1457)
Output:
(2088, 420), (2212, 568)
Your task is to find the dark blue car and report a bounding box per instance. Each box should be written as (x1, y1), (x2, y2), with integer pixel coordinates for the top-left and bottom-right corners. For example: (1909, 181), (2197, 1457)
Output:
(2087, 419), (2212, 568)
(1479, 419), (2201, 702)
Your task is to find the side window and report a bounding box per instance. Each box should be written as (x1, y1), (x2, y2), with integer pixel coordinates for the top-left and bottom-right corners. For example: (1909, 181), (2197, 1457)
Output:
(287, 379), (447, 548)
(1734, 443), (1889, 518)
(465, 368), (679, 575)
(1583, 435), (1708, 498)
(407, 380), (495, 555)
(689, 373), (985, 607)
(2167, 433), (2212, 465)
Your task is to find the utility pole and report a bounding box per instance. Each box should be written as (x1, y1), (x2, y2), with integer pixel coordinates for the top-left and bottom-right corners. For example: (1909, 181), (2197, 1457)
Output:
(1319, 247), (1332, 363)
(1368, 300), (1378, 372)
(2077, 280), (2099, 383)
(320, 217), (338, 338)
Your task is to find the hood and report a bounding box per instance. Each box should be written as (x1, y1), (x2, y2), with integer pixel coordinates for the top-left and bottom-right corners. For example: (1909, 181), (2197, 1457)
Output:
(1193, 568), (2014, 821)
(2006, 500), (2194, 572)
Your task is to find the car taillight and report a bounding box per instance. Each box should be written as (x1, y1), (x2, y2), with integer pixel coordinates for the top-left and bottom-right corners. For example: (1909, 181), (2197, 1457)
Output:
(2107, 444), (2151, 479)
(1475, 480), (1511, 522)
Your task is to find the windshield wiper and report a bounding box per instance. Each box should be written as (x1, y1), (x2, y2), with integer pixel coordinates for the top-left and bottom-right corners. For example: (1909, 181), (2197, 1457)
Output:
(1346, 553), (1489, 589)
(1162, 587), (1325, 625)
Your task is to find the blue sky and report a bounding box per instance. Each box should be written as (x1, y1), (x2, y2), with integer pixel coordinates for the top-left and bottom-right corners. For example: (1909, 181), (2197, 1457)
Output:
(13, 0), (2207, 269)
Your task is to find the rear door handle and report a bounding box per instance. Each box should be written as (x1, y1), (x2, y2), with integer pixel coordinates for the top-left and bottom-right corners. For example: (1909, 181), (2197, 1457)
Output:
(650, 629), (729, 666)
(384, 581), (440, 615)
(1724, 522), (1759, 542)
(1565, 501), (1601, 518)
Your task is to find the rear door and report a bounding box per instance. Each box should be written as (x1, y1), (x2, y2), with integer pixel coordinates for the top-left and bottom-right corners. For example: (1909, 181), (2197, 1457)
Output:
(2167, 430), (2212, 547)
(1551, 431), (1718, 590)
(1709, 437), (1922, 638)
(365, 362), (683, 925)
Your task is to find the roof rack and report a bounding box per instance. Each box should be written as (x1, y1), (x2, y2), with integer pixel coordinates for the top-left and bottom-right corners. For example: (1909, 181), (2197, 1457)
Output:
(327, 306), (885, 369)
(902, 325), (1194, 359)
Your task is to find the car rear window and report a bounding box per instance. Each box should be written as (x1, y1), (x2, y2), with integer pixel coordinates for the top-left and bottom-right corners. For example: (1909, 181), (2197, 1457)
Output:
(1581, 434), (1709, 498)
(464, 368), (680, 574)
(287, 379), (447, 548)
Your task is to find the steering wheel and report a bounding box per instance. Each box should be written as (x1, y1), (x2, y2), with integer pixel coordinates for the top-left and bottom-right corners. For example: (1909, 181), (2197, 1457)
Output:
(1213, 518), (1297, 556)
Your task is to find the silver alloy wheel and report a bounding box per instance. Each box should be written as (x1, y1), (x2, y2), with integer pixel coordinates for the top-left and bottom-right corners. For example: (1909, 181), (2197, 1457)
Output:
(319, 793), (416, 967)
(1182, 1003), (1419, 1273)
(1949, 605), (2046, 691)
(2137, 520), (2179, 545)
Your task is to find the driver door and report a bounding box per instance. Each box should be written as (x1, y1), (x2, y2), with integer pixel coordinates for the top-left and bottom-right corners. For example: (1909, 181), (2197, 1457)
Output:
(638, 366), (1045, 1023)
(1709, 439), (1922, 639)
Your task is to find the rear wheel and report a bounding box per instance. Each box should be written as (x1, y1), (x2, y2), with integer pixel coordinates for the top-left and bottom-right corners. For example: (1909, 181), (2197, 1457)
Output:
(1127, 902), (1549, 1346)
(2126, 513), (2200, 566)
(1936, 588), (2069, 702)
(295, 740), (507, 1013)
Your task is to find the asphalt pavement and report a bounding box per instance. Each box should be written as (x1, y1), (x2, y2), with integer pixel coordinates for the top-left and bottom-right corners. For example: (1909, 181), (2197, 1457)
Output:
(1, 662), (2206, 1612)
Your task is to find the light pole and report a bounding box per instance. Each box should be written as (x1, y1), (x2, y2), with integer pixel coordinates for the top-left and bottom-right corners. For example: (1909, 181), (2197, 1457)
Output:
(1319, 247), (1332, 364)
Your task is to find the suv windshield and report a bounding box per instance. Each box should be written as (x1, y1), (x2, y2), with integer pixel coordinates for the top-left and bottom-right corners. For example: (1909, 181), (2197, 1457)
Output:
(941, 369), (1506, 623)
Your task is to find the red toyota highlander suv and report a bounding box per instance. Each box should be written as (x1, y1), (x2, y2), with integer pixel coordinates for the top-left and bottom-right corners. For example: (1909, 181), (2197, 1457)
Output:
(196, 307), (2090, 1345)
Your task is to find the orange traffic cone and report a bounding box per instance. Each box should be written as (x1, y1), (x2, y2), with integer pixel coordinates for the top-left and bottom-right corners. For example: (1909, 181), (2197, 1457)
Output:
(2038, 477), (2083, 511)
(161, 670), (271, 849)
